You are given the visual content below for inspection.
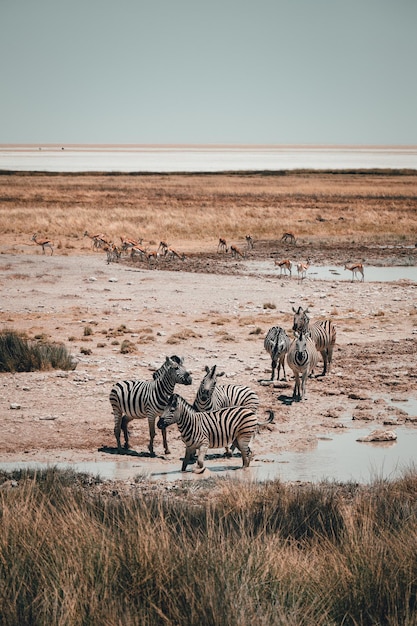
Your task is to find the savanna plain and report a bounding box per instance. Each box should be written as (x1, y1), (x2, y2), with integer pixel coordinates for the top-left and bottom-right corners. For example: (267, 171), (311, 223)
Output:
(1, 170), (417, 625)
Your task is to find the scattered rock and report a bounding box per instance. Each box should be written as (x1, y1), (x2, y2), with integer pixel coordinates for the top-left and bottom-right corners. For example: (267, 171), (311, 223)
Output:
(356, 430), (397, 443)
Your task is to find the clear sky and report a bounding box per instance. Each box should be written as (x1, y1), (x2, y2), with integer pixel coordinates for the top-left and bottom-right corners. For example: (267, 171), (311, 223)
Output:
(1, 0), (416, 145)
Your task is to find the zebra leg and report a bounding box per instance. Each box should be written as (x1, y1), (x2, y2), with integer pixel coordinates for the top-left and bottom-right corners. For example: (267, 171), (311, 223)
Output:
(292, 374), (301, 401)
(113, 408), (123, 451)
(121, 415), (130, 449)
(182, 446), (197, 472)
(319, 349), (328, 376)
(147, 416), (156, 457)
(301, 372), (308, 400)
(235, 438), (251, 468)
(278, 354), (287, 381)
(193, 444), (208, 473)
(270, 358), (277, 381)
(160, 424), (171, 455)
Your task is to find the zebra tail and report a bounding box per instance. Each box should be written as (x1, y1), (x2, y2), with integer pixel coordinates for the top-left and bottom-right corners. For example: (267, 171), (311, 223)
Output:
(257, 409), (275, 426)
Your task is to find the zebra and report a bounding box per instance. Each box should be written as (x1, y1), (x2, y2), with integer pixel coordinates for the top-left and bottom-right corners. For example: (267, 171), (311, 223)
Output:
(157, 393), (274, 473)
(292, 306), (336, 376)
(109, 355), (192, 456)
(264, 326), (291, 381)
(193, 364), (260, 456)
(286, 331), (319, 401)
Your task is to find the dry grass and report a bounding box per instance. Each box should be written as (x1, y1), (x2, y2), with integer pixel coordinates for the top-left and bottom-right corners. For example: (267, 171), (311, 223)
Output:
(0, 171), (416, 252)
(1, 468), (417, 625)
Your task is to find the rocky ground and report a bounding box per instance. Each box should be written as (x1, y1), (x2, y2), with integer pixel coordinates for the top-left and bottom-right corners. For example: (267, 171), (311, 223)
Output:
(0, 238), (416, 488)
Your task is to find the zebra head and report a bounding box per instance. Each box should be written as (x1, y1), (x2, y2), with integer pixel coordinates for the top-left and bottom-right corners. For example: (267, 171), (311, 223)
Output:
(157, 394), (181, 429)
(292, 306), (310, 334)
(198, 365), (225, 402)
(153, 355), (192, 385)
(166, 355), (193, 386)
(294, 331), (308, 357)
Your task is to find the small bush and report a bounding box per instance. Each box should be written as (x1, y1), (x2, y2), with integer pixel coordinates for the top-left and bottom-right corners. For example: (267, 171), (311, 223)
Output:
(0, 330), (76, 372)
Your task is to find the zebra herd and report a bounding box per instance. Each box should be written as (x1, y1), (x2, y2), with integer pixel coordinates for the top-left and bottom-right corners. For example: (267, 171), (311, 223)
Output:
(108, 306), (336, 472)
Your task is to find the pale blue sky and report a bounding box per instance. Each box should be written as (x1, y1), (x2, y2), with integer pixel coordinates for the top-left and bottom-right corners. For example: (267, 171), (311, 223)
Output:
(1, 0), (416, 145)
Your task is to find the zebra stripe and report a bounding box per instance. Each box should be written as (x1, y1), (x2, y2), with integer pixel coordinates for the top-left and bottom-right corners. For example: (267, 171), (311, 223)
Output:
(193, 365), (259, 412)
(287, 331), (319, 401)
(292, 306), (336, 376)
(157, 394), (274, 473)
(193, 364), (260, 456)
(109, 355), (192, 456)
(264, 326), (291, 381)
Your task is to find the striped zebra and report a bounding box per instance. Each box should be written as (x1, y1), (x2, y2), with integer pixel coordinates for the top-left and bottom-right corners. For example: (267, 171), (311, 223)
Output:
(286, 331), (319, 401)
(264, 326), (291, 381)
(193, 364), (260, 456)
(109, 355), (192, 456)
(292, 306), (336, 376)
(157, 393), (274, 473)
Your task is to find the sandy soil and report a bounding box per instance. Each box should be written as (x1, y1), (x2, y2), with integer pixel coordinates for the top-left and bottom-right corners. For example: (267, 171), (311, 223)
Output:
(0, 239), (416, 483)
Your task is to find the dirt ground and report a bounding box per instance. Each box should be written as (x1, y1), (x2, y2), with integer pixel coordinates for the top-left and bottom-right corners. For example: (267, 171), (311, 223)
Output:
(0, 237), (416, 484)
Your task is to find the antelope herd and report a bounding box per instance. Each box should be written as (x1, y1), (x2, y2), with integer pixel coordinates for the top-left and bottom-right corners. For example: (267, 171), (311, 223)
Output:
(30, 230), (365, 282)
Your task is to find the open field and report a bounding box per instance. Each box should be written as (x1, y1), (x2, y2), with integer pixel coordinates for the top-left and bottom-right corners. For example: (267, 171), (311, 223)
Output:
(0, 171), (416, 481)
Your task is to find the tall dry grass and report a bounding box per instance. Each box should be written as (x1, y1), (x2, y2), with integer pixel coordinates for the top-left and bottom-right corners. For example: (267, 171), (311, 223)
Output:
(1, 468), (417, 625)
(0, 171), (416, 251)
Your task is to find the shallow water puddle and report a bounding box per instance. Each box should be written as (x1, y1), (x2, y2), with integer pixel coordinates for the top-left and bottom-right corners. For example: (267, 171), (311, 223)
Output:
(1, 425), (417, 484)
(247, 261), (417, 282)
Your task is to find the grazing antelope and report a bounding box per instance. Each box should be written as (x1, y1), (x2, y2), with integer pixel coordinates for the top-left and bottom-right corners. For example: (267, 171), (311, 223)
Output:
(104, 242), (121, 264)
(246, 234), (254, 250)
(147, 250), (159, 266)
(120, 236), (142, 254)
(344, 262), (364, 282)
(230, 245), (244, 259)
(274, 258), (292, 277)
(217, 238), (228, 253)
(158, 241), (169, 255)
(31, 233), (54, 255)
(296, 258), (311, 281)
(84, 230), (108, 250)
(165, 247), (186, 261)
(281, 232), (296, 245)
(130, 245), (147, 260)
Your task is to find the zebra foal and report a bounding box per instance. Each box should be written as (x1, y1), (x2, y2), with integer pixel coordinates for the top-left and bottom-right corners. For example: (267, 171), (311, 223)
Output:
(286, 331), (319, 401)
(264, 326), (291, 381)
(157, 394), (274, 473)
(109, 355), (192, 456)
(292, 306), (336, 376)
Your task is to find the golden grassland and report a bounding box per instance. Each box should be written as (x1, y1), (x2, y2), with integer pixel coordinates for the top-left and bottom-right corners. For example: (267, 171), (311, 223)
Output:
(0, 170), (416, 250)
(1, 468), (417, 626)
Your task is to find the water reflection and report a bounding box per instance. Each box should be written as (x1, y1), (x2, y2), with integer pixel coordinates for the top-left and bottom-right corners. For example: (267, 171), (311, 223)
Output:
(247, 261), (417, 282)
(1, 426), (417, 484)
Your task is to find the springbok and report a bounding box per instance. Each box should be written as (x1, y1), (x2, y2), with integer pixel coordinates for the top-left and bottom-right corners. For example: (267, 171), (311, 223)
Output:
(274, 258), (292, 277)
(218, 238), (228, 253)
(31, 233), (54, 255)
(230, 245), (244, 259)
(296, 258), (311, 281)
(245, 235), (254, 250)
(344, 262), (364, 282)
(281, 232), (296, 245)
